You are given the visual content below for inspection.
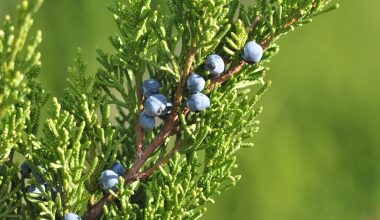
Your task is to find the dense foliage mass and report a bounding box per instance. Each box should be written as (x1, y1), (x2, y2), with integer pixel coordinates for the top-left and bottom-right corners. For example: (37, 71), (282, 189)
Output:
(0, 0), (337, 219)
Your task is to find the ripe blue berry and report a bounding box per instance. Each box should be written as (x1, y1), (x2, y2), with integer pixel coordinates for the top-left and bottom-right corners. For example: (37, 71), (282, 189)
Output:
(139, 112), (155, 130)
(205, 54), (225, 76)
(187, 73), (205, 93)
(143, 94), (168, 116)
(27, 184), (45, 194)
(241, 41), (263, 64)
(21, 162), (31, 178)
(64, 213), (81, 220)
(99, 170), (119, 190)
(142, 79), (160, 97)
(112, 162), (124, 176)
(187, 93), (211, 112)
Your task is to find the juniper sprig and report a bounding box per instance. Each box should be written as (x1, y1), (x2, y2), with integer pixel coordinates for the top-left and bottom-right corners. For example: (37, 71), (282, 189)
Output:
(0, 0), (338, 219)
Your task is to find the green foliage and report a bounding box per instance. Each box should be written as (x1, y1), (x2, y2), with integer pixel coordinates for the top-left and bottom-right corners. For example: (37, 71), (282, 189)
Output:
(0, 0), (337, 219)
(0, 0), (43, 116)
(0, 164), (28, 219)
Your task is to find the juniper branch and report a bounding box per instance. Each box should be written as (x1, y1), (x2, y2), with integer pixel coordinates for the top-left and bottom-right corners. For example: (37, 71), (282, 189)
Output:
(0, 0), (338, 219)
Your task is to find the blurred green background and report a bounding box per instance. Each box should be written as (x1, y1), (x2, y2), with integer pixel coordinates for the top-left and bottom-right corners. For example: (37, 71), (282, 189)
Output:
(1, 0), (379, 219)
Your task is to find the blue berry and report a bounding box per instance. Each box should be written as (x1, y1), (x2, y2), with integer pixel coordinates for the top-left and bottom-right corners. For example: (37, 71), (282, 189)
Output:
(241, 41), (263, 64)
(21, 162), (31, 178)
(111, 162), (124, 176)
(139, 112), (155, 130)
(64, 213), (81, 220)
(187, 73), (205, 93)
(142, 79), (160, 97)
(143, 94), (168, 116)
(187, 93), (210, 112)
(27, 184), (45, 194)
(99, 170), (119, 190)
(205, 54), (225, 76)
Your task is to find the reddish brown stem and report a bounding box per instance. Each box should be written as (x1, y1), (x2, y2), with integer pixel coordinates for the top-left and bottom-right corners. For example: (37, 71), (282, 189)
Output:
(209, 59), (246, 90)
(138, 139), (183, 179)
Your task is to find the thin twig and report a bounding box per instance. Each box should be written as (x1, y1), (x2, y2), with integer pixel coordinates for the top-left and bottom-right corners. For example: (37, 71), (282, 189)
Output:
(209, 59), (246, 90)
(249, 16), (260, 33)
(136, 139), (183, 180)
(261, 17), (298, 48)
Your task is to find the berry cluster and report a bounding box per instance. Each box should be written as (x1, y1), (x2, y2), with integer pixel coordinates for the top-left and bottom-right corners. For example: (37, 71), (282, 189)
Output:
(186, 54), (225, 112)
(186, 73), (210, 112)
(139, 79), (172, 130)
(138, 41), (263, 129)
(185, 53), (228, 111)
(99, 162), (125, 190)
